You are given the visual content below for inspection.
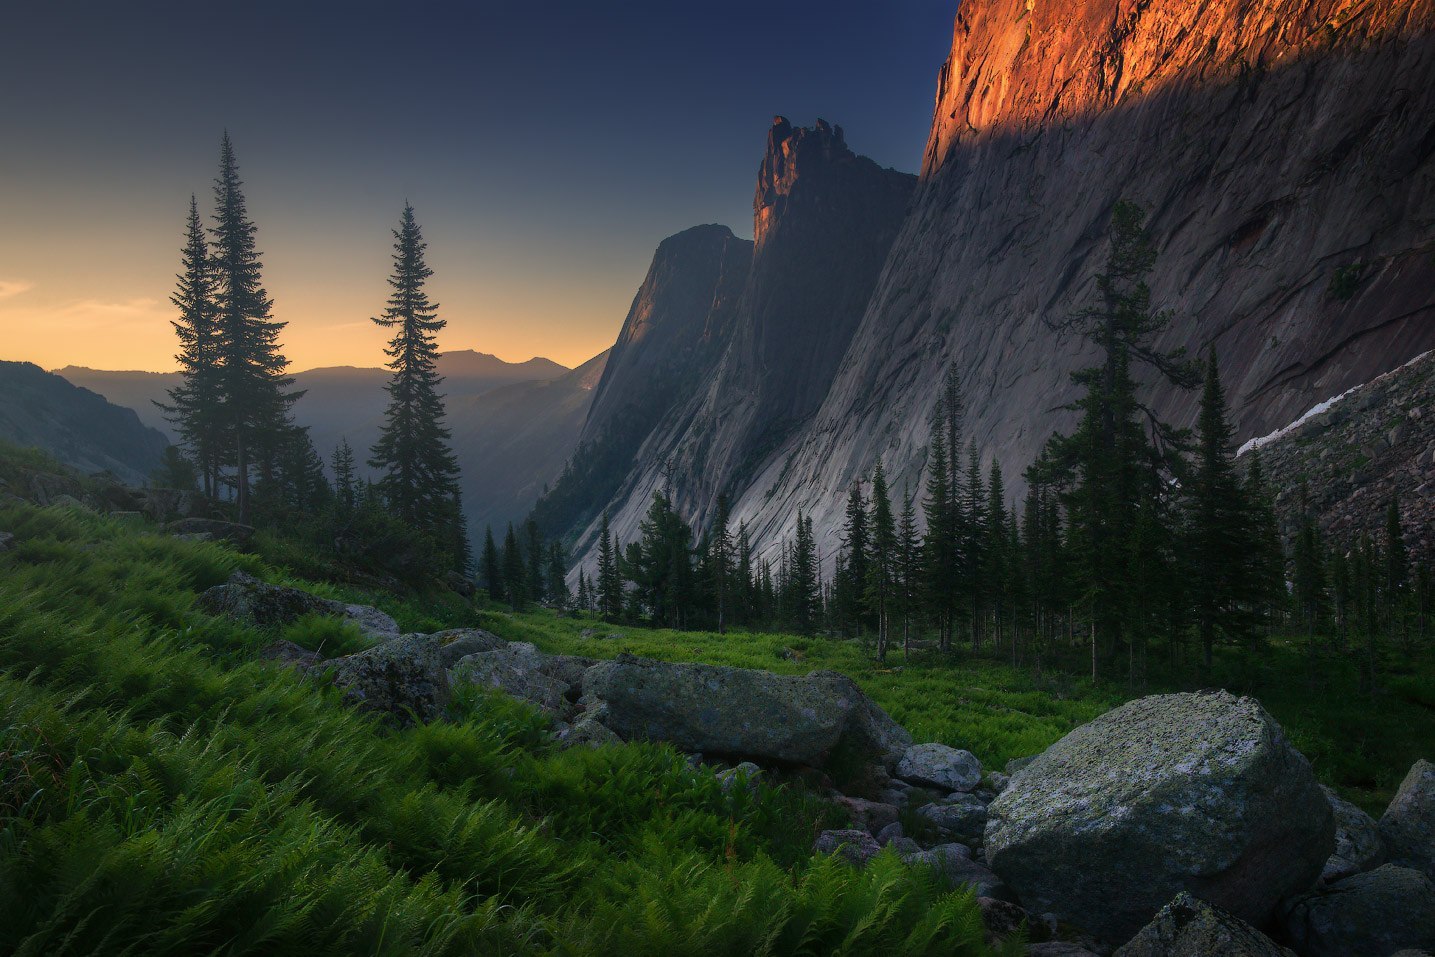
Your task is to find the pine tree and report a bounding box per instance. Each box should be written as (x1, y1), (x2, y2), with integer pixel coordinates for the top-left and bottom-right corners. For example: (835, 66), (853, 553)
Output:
(735, 521), (754, 627)
(709, 494), (733, 634)
(210, 133), (299, 524)
(790, 512), (820, 635)
(482, 526), (502, 601)
(162, 195), (222, 497)
(922, 397), (958, 651)
(331, 439), (358, 514)
(963, 442), (987, 650)
(368, 203), (464, 568)
(596, 511), (623, 622)
(525, 519), (544, 602)
(547, 540), (569, 608)
(866, 460), (897, 660)
(501, 523), (526, 608)
(576, 570), (592, 612)
(896, 483), (921, 659)
(838, 482), (870, 636)
(984, 460), (1008, 654)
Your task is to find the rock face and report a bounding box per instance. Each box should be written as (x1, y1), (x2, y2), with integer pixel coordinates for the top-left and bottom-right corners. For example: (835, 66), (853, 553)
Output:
(897, 742), (982, 791)
(683, 0), (1435, 576)
(1115, 893), (1294, 957)
(985, 691), (1332, 943)
(579, 654), (911, 772)
(1321, 784), (1385, 884)
(1382, 759), (1435, 878)
(1281, 864), (1435, 957)
(326, 633), (451, 726)
(197, 571), (399, 643)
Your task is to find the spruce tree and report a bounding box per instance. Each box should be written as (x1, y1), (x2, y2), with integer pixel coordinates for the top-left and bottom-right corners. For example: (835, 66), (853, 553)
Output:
(790, 512), (820, 636)
(501, 523), (526, 608)
(482, 526), (503, 601)
(210, 133), (299, 523)
(596, 511), (622, 621)
(709, 494), (733, 634)
(735, 521), (754, 627)
(922, 398), (958, 651)
(162, 195), (222, 497)
(331, 439), (357, 514)
(896, 483), (921, 659)
(547, 540), (568, 608)
(838, 482), (870, 636)
(866, 460), (897, 660)
(368, 203), (464, 568)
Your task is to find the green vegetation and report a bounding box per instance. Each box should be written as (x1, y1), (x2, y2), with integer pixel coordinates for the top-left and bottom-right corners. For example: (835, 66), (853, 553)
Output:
(0, 500), (1004, 955)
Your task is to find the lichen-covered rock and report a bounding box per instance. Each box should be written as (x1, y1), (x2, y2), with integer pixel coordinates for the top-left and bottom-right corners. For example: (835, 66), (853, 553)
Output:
(919, 793), (987, 846)
(834, 795), (899, 836)
(579, 654), (911, 771)
(1280, 864), (1435, 957)
(197, 571), (399, 643)
(814, 829), (882, 867)
(431, 628), (508, 667)
(897, 742), (982, 791)
(1382, 759), (1435, 879)
(1114, 893), (1295, 956)
(985, 691), (1332, 944)
(717, 762), (764, 793)
(451, 645), (572, 717)
(1322, 784), (1385, 883)
(904, 843), (1011, 900)
(259, 640), (324, 671)
(326, 633), (451, 726)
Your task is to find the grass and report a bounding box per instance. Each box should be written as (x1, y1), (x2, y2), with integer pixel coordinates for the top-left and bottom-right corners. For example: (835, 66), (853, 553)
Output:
(485, 610), (1435, 814)
(0, 500), (1006, 955)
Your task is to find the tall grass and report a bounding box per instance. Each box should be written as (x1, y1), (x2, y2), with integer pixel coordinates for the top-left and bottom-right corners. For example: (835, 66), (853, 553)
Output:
(0, 502), (998, 954)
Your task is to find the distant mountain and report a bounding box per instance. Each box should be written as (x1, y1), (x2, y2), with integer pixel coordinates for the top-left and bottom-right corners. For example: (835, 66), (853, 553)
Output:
(0, 360), (169, 485)
(54, 348), (588, 536)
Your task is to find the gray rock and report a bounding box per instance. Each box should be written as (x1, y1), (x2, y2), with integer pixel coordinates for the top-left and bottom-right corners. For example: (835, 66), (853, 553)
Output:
(556, 702), (623, 749)
(813, 829), (882, 867)
(1281, 864), (1435, 957)
(985, 691), (1333, 944)
(717, 762), (764, 793)
(1321, 784), (1384, 883)
(579, 654), (912, 772)
(905, 843), (1011, 900)
(977, 895), (1029, 944)
(259, 639), (324, 671)
(172, 532), (213, 543)
(834, 795), (900, 835)
(138, 487), (212, 522)
(877, 786), (911, 808)
(1025, 945), (1102, 957)
(919, 792), (988, 846)
(875, 821), (904, 845)
(107, 510), (144, 522)
(0, 531), (13, 552)
(987, 771), (1011, 793)
(165, 517), (254, 543)
(430, 628), (508, 667)
(451, 646), (572, 717)
(197, 570), (399, 643)
(897, 742), (983, 791)
(326, 633), (450, 726)
(1006, 755), (1038, 775)
(1382, 759), (1435, 879)
(1114, 892), (1294, 956)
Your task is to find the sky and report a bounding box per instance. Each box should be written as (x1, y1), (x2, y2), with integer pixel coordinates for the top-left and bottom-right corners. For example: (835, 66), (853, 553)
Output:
(0, 1), (955, 373)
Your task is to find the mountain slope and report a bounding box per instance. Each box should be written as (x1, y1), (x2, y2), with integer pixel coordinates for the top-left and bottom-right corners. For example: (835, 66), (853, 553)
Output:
(716, 0), (1435, 567)
(0, 360), (169, 484)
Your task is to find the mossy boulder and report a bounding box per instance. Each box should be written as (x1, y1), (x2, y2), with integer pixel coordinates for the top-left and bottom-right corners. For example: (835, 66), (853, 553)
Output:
(327, 633), (451, 727)
(1114, 893), (1294, 956)
(984, 691), (1332, 944)
(198, 570), (398, 643)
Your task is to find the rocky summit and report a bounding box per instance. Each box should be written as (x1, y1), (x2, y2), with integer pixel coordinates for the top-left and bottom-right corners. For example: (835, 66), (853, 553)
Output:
(984, 691), (1333, 943)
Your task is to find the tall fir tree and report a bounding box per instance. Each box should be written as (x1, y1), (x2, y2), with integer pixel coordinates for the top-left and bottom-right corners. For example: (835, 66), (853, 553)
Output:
(331, 439), (358, 514)
(709, 494), (733, 634)
(547, 540), (569, 608)
(922, 395), (959, 651)
(162, 195), (222, 496)
(866, 460), (897, 660)
(210, 133), (299, 523)
(368, 203), (464, 569)
(596, 511), (623, 621)
(482, 526), (503, 601)
(838, 482), (870, 636)
(501, 523), (527, 608)
(895, 483), (921, 659)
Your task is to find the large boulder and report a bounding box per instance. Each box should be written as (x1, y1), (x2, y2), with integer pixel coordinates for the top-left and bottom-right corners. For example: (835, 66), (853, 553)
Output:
(1382, 759), (1435, 879)
(197, 571), (399, 643)
(918, 792), (988, 847)
(1280, 864), (1435, 957)
(579, 655), (911, 772)
(326, 633), (451, 726)
(452, 644), (574, 717)
(813, 829), (882, 867)
(897, 742), (982, 791)
(984, 691), (1332, 944)
(1322, 784), (1384, 883)
(1114, 893), (1294, 956)
(903, 843), (1011, 900)
(431, 628), (508, 667)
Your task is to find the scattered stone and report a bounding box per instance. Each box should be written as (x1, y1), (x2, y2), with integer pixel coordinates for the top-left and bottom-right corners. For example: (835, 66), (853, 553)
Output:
(985, 691), (1333, 944)
(341, 603), (401, 644)
(813, 829), (882, 867)
(919, 792), (987, 846)
(1114, 892), (1294, 956)
(579, 628), (597, 640)
(1280, 864), (1435, 957)
(834, 795), (899, 835)
(259, 640), (324, 671)
(978, 896), (1030, 944)
(897, 742), (982, 791)
(431, 628), (508, 667)
(557, 711), (622, 748)
(1321, 784), (1384, 883)
(986, 771), (1011, 793)
(1025, 945), (1102, 957)
(875, 821), (904, 845)
(904, 843), (1011, 900)
(171, 532), (213, 543)
(326, 633), (451, 726)
(0, 531), (13, 552)
(887, 836), (921, 856)
(717, 762), (764, 793)
(579, 655), (911, 772)
(197, 570), (399, 643)
(876, 785), (911, 808)
(444, 570), (476, 597)
(1382, 759), (1435, 879)
(47, 493), (90, 510)
(165, 518), (254, 543)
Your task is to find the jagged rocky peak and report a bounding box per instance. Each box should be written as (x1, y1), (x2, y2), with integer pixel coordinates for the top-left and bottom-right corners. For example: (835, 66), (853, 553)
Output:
(755, 115), (852, 245)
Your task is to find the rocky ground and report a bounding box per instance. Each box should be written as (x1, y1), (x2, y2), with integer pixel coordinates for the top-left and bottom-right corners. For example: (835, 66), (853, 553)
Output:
(194, 568), (1435, 957)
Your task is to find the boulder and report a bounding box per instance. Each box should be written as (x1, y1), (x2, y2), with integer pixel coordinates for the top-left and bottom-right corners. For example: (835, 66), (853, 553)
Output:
(813, 829), (882, 867)
(556, 711), (622, 748)
(1114, 893), (1295, 956)
(165, 518), (254, 543)
(977, 896), (1030, 945)
(834, 795), (900, 836)
(1280, 865), (1435, 957)
(259, 639), (324, 671)
(904, 843), (1011, 900)
(444, 570), (476, 598)
(717, 762), (764, 793)
(326, 633), (450, 726)
(897, 742), (982, 791)
(197, 570), (399, 643)
(1026, 946), (1101, 957)
(875, 821), (905, 845)
(431, 628), (508, 667)
(919, 793), (988, 846)
(984, 691), (1333, 944)
(0, 531), (13, 552)
(138, 487), (212, 521)
(579, 654), (911, 772)
(1382, 759), (1435, 879)
(452, 645), (572, 717)
(1321, 784), (1384, 883)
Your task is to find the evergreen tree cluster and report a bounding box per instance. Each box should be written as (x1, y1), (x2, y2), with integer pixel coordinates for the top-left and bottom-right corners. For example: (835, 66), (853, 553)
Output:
(162, 136), (470, 582)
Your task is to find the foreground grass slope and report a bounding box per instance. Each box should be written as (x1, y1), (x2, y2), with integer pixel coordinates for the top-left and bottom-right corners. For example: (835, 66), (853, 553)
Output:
(489, 611), (1435, 813)
(0, 503), (1003, 956)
